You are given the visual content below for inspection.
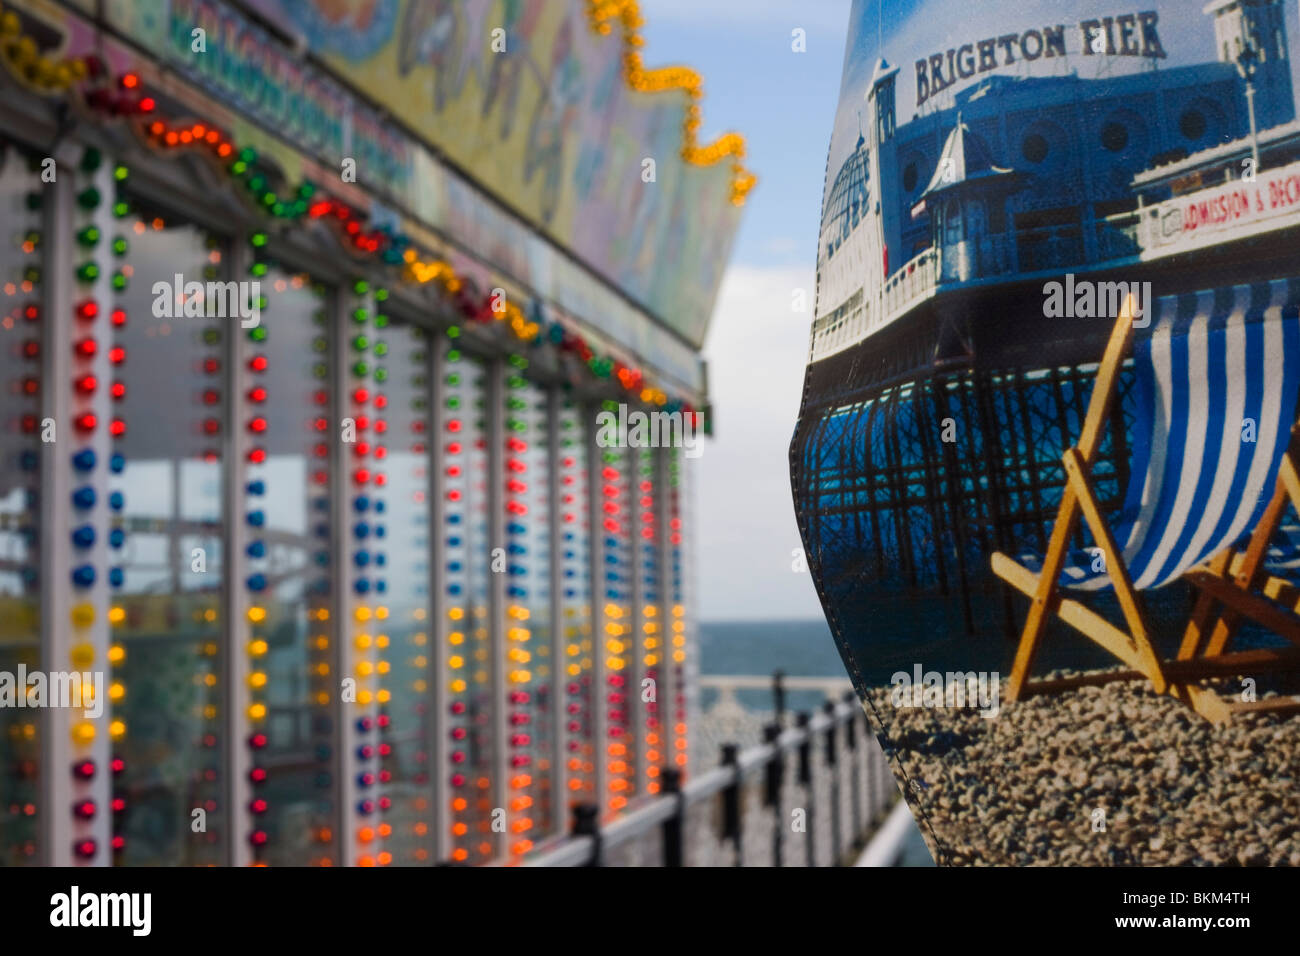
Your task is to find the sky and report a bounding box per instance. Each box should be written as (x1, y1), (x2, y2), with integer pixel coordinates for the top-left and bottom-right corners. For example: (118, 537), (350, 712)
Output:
(640, 0), (854, 621)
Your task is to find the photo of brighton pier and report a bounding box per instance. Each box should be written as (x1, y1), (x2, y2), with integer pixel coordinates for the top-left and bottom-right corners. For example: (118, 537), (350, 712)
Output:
(792, 0), (1300, 864)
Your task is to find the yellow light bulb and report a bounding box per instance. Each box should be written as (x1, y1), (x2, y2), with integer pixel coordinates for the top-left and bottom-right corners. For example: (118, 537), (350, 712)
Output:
(71, 721), (96, 745)
(71, 603), (95, 629)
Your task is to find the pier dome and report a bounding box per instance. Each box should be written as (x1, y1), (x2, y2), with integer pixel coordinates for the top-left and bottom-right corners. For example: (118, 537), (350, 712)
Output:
(825, 135), (871, 241)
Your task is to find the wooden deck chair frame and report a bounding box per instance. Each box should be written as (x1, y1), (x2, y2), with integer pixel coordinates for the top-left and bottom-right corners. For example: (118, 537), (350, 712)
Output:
(991, 293), (1300, 723)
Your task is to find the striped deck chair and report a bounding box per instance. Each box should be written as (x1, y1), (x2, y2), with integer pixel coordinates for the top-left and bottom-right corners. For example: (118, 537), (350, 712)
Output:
(992, 281), (1300, 723)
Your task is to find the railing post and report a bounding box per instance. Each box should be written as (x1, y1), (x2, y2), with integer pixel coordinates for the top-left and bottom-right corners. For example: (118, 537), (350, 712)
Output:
(796, 711), (814, 867)
(771, 669), (786, 726)
(572, 803), (601, 867)
(843, 691), (862, 841)
(661, 766), (683, 866)
(823, 699), (842, 863)
(720, 743), (741, 866)
(763, 723), (783, 867)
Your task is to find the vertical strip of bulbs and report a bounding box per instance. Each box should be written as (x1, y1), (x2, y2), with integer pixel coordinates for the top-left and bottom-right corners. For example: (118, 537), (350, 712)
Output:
(599, 407), (631, 816)
(440, 333), (470, 861)
(104, 162), (131, 857)
(405, 324), (434, 863)
(559, 403), (592, 809)
(341, 279), (382, 866)
(240, 231), (273, 862)
(8, 152), (42, 864)
(543, 387), (563, 836)
(652, 444), (676, 789)
(479, 359), (499, 861)
(669, 446), (689, 776)
(503, 355), (533, 857)
(637, 447), (661, 795)
(372, 287), (394, 864)
(191, 232), (225, 862)
(61, 147), (114, 864)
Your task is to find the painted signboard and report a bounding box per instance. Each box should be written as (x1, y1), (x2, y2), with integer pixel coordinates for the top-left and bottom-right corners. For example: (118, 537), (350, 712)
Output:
(197, 0), (745, 346)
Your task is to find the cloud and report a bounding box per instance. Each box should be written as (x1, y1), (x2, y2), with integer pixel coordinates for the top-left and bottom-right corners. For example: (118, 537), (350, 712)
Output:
(692, 264), (825, 621)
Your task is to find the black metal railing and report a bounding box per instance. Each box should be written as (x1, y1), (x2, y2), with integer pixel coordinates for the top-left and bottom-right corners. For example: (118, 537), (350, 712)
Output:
(525, 688), (898, 867)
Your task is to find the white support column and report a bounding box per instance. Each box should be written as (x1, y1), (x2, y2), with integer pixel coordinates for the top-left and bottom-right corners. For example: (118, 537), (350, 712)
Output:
(223, 236), (253, 868)
(426, 336), (450, 863)
(486, 357), (508, 858)
(41, 149), (112, 866)
(545, 386), (567, 836)
(332, 286), (357, 867)
(627, 442), (646, 799)
(653, 445), (675, 788)
(582, 401), (609, 818)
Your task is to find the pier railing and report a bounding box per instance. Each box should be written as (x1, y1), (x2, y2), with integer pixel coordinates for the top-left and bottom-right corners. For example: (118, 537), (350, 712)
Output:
(525, 688), (899, 866)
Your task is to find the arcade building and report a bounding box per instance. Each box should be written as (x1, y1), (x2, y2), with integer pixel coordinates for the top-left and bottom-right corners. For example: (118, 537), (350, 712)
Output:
(0, 0), (746, 866)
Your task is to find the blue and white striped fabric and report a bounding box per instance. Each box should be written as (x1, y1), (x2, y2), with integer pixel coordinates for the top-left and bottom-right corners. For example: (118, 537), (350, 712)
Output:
(1022, 279), (1300, 592)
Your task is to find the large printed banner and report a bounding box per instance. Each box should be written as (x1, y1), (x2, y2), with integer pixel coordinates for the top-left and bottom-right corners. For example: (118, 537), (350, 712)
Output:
(792, 0), (1300, 868)
(110, 0), (741, 347)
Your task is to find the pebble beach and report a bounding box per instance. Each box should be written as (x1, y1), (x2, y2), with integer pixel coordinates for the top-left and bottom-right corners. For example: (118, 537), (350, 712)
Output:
(865, 673), (1300, 866)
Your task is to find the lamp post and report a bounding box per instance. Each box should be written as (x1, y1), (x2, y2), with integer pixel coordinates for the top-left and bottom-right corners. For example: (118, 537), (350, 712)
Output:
(1235, 40), (1260, 176)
